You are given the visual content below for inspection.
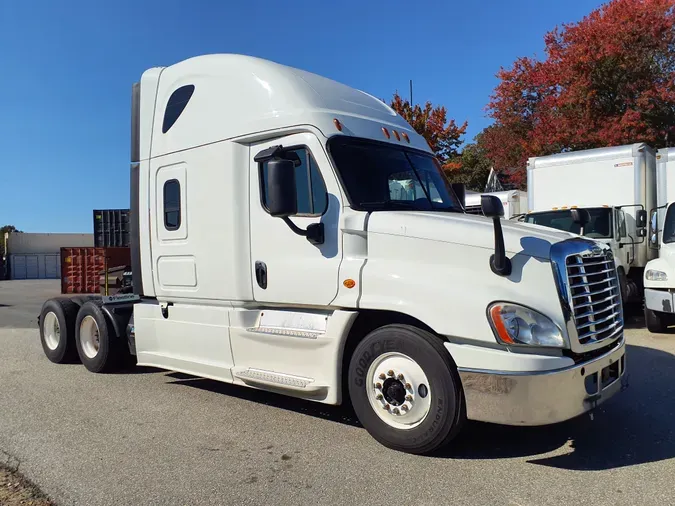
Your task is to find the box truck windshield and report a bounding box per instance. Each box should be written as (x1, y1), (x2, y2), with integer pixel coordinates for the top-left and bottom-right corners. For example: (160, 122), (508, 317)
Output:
(525, 208), (613, 239)
(328, 137), (461, 212)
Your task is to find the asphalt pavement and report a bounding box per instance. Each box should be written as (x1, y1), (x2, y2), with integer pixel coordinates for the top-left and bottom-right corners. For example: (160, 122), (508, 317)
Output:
(1, 280), (674, 506)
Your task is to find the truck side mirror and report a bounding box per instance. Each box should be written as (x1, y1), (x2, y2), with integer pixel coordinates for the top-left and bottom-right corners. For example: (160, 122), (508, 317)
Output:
(637, 228), (647, 238)
(481, 195), (511, 276)
(266, 159), (298, 218)
(637, 209), (647, 228)
(649, 209), (659, 248)
(481, 195), (504, 218)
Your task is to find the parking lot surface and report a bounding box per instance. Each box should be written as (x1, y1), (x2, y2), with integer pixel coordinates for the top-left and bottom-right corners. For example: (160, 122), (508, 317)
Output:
(1, 280), (674, 506)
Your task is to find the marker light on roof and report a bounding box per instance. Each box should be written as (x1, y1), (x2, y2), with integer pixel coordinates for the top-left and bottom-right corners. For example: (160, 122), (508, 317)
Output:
(382, 127), (390, 139)
(333, 118), (342, 131)
(393, 130), (400, 141)
(401, 132), (410, 143)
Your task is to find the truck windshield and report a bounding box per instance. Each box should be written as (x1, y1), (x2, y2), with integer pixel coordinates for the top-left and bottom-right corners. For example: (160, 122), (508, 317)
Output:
(525, 208), (613, 239)
(327, 137), (462, 212)
(663, 205), (675, 244)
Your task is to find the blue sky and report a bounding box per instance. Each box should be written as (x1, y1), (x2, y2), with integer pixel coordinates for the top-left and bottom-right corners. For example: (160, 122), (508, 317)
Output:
(0, 0), (603, 233)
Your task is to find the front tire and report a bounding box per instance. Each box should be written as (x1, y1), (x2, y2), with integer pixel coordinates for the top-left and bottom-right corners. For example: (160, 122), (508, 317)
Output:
(75, 301), (123, 373)
(39, 298), (80, 363)
(348, 324), (465, 454)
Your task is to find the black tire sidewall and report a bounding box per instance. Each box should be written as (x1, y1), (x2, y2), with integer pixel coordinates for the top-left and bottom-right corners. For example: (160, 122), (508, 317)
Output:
(75, 301), (118, 373)
(348, 325), (461, 454)
(39, 299), (78, 363)
(645, 305), (666, 333)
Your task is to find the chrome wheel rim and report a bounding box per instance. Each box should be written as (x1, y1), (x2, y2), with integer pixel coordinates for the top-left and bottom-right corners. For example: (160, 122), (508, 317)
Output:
(366, 352), (431, 430)
(43, 312), (60, 351)
(79, 315), (100, 359)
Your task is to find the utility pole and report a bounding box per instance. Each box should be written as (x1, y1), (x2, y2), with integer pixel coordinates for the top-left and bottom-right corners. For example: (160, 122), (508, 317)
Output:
(409, 79), (413, 105)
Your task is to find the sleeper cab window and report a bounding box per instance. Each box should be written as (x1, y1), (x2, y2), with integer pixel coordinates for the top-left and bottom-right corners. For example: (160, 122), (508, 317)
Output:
(162, 85), (195, 133)
(163, 179), (181, 230)
(260, 148), (328, 216)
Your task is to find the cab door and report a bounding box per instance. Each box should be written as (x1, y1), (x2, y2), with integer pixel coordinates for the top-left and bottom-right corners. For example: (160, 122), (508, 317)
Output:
(249, 133), (342, 305)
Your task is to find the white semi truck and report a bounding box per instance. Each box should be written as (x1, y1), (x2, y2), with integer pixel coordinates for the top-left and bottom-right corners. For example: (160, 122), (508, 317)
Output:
(642, 147), (675, 332)
(525, 144), (652, 304)
(38, 54), (627, 454)
(464, 190), (528, 220)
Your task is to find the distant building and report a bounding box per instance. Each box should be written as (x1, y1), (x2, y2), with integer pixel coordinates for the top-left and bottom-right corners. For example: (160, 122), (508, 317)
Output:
(6, 233), (93, 280)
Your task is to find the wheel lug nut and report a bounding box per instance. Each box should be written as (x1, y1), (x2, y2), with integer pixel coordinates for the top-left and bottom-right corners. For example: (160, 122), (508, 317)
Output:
(397, 374), (404, 381)
(405, 383), (412, 390)
(393, 408), (400, 415)
(379, 373), (386, 380)
(401, 405), (409, 412)
(375, 382), (382, 389)
(387, 370), (394, 377)
(376, 394), (383, 400)
(405, 395), (413, 401)
(383, 404), (390, 410)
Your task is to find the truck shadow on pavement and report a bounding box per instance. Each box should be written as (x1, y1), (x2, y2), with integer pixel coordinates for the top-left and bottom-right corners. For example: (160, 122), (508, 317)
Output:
(166, 343), (675, 470)
(446, 343), (675, 470)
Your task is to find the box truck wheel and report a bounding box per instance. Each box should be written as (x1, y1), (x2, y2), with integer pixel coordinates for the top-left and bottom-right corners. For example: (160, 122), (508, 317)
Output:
(348, 324), (465, 455)
(645, 306), (668, 333)
(39, 298), (80, 364)
(75, 301), (123, 373)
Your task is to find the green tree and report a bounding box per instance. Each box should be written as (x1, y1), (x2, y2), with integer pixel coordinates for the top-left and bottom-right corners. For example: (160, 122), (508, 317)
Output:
(451, 133), (494, 191)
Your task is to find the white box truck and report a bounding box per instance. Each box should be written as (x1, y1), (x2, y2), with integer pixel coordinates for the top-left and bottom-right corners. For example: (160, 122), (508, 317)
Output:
(37, 54), (627, 454)
(642, 147), (675, 331)
(464, 190), (528, 219)
(525, 144), (653, 303)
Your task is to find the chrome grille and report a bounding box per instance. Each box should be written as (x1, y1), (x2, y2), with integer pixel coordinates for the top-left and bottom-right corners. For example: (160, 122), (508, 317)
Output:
(464, 205), (483, 215)
(565, 251), (623, 347)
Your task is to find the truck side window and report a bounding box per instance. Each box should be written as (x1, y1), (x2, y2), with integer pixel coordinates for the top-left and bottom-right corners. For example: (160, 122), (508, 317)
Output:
(260, 148), (328, 216)
(163, 179), (181, 230)
(162, 85), (195, 133)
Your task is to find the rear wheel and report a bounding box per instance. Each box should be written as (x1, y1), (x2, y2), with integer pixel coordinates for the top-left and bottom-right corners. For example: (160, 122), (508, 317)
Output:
(75, 301), (123, 373)
(39, 298), (80, 363)
(348, 324), (465, 454)
(645, 305), (668, 333)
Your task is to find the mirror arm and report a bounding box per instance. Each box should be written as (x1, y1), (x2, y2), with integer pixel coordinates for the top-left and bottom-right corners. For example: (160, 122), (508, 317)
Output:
(282, 217), (307, 236)
(281, 218), (325, 245)
(490, 216), (512, 276)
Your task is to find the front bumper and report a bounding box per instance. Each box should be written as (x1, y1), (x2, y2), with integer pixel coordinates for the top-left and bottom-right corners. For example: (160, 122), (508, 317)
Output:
(644, 288), (675, 313)
(457, 338), (627, 425)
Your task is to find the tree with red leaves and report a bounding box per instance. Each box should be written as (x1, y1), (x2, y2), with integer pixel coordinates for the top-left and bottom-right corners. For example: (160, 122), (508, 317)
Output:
(487, 0), (675, 186)
(390, 93), (468, 170)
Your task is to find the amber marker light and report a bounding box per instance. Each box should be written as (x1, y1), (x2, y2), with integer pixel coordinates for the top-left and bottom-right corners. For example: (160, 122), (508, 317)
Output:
(333, 118), (342, 131)
(343, 279), (356, 289)
(489, 305), (515, 345)
(382, 127), (390, 139)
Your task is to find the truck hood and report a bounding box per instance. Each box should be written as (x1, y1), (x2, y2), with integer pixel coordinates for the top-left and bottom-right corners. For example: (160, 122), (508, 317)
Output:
(366, 211), (578, 260)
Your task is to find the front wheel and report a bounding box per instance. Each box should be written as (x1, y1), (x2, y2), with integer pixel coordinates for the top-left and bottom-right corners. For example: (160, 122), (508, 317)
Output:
(348, 324), (465, 454)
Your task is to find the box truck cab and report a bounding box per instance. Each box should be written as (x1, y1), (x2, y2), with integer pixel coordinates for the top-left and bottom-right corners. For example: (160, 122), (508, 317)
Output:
(643, 147), (675, 331)
(38, 55), (627, 455)
(525, 144), (652, 303)
(463, 190), (528, 219)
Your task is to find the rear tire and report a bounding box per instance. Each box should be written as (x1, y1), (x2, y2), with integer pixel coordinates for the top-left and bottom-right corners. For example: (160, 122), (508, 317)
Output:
(75, 301), (123, 373)
(39, 298), (80, 363)
(645, 305), (668, 333)
(348, 324), (465, 455)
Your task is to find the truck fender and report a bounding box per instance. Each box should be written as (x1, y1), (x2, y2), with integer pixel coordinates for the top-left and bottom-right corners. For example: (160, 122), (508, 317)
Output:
(101, 303), (134, 339)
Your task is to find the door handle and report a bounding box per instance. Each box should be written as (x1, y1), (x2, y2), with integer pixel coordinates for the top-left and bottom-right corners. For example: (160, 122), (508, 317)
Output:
(255, 261), (267, 289)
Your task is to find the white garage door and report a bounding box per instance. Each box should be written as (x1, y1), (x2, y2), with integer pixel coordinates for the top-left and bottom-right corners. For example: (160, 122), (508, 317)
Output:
(45, 255), (59, 279)
(26, 256), (39, 279)
(11, 255), (27, 279)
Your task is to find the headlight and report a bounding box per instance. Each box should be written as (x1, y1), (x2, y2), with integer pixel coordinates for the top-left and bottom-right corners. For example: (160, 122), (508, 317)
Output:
(646, 269), (668, 281)
(488, 303), (566, 348)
